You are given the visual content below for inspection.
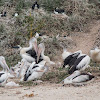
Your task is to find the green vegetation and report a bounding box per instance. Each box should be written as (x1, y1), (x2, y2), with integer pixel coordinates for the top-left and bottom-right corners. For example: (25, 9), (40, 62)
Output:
(19, 81), (38, 86)
(0, 24), (5, 33)
(41, 67), (69, 83)
(41, 0), (63, 11)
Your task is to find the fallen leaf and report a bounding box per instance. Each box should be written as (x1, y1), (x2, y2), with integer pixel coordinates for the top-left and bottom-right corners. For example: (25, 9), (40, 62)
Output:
(24, 93), (34, 97)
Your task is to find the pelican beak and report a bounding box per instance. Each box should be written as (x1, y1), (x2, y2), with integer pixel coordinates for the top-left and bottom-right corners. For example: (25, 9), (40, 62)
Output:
(33, 41), (38, 55)
(2, 59), (10, 71)
(37, 47), (42, 63)
(12, 46), (20, 49)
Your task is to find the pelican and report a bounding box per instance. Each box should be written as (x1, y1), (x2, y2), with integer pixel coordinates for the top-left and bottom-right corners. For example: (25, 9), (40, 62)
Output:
(61, 46), (71, 60)
(69, 53), (90, 74)
(32, 1), (39, 11)
(62, 48), (71, 60)
(90, 47), (100, 63)
(23, 61), (47, 81)
(63, 71), (94, 84)
(0, 56), (13, 86)
(13, 37), (38, 63)
(11, 59), (31, 78)
(54, 8), (65, 14)
(35, 32), (40, 38)
(63, 50), (82, 68)
(37, 43), (55, 64)
(19, 59), (32, 81)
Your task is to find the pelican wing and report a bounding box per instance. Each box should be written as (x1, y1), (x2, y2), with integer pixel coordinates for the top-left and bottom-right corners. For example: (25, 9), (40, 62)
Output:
(0, 73), (7, 83)
(26, 49), (37, 58)
(0, 73), (4, 77)
(68, 55), (87, 74)
(63, 53), (79, 67)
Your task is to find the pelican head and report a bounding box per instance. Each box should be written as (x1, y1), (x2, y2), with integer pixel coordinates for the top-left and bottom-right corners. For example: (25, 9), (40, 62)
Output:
(73, 50), (82, 57)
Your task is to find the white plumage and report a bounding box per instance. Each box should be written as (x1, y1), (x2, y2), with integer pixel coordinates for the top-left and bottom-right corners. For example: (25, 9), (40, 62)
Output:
(13, 37), (38, 63)
(0, 56), (13, 86)
(62, 48), (71, 60)
(23, 61), (47, 81)
(63, 71), (94, 84)
(68, 53), (90, 74)
(37, 43), (55, 65)
(90, 47), (100, 63)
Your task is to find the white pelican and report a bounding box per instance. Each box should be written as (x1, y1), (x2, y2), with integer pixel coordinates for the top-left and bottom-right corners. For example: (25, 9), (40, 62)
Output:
(69, 53), (90, 74)
(13, 37), (38, 63)
(23, 61), (47, 81)
(18, 59), (30, 79)
(90, 47), (100, 63)
(11, 59), (31, 78)
(37, 43), (55, 64)
(0, 56), (13, 86)
(63, 50), (82, 68)
(63, 71), (94, 84)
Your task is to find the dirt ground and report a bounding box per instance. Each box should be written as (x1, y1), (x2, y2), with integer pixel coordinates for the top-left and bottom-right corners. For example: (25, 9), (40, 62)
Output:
(0, 20), (100, 100)
(0, 79), (100, 100)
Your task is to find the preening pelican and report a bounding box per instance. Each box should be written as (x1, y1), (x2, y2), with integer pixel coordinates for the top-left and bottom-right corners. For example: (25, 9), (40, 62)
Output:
(37, 43), (55, 64)
(63, 71), (94, 84)
(69, 53), (90, 74)
(90, 47), (100, 63)
(23, 61), (47, 81)
(63, 50), (82, 68)
(13, 37), (38, 63)
(0, 56), (13, 86)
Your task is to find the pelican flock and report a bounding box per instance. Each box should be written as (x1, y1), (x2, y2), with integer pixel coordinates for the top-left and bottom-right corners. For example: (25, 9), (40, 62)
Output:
(10, 35), (54, 83)
(0, 33), (96, 87)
